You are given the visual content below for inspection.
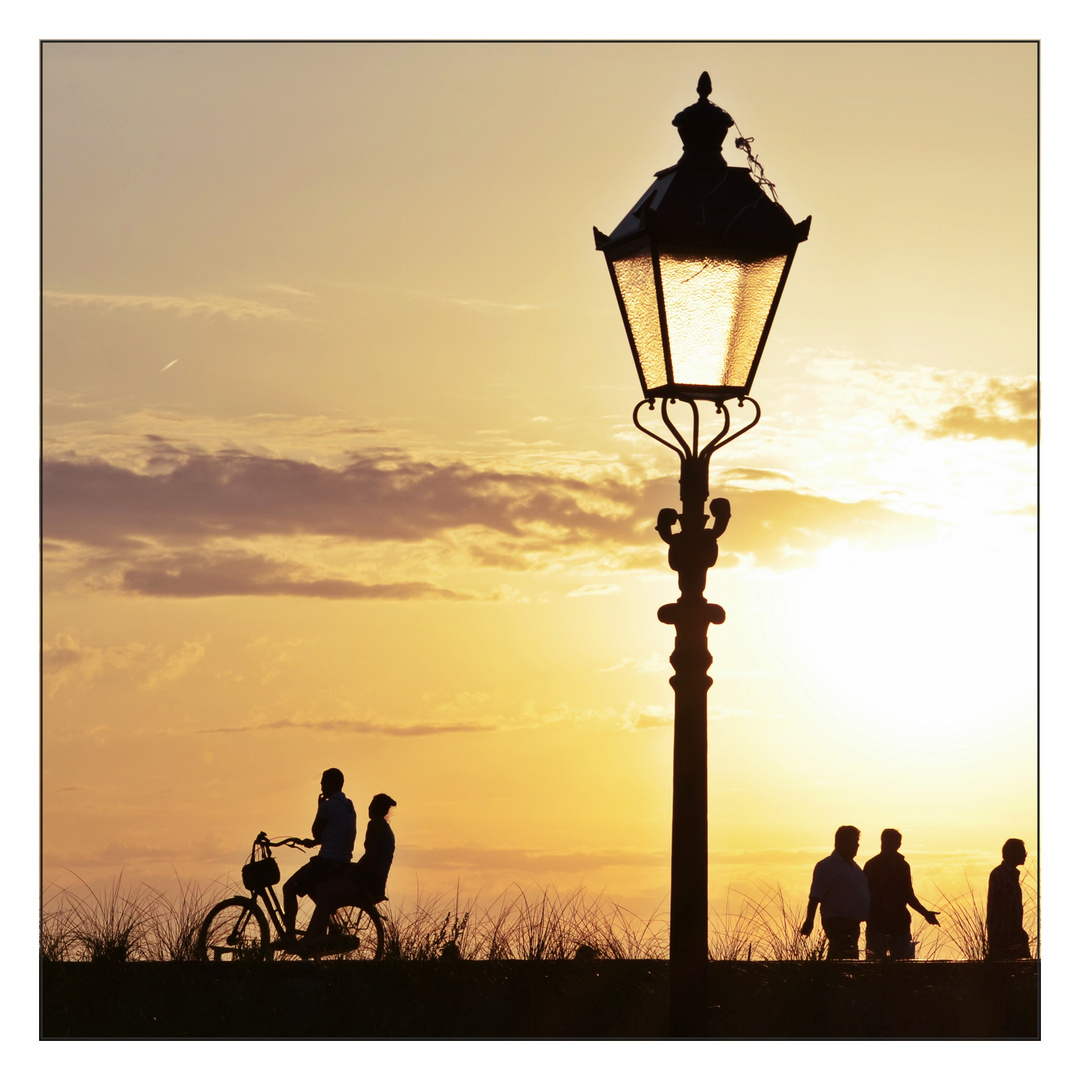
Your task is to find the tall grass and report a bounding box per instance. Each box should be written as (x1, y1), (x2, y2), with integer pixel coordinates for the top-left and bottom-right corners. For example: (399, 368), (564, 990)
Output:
(42, 872), (1038, 963)
(921, 859), (1040, 962)
(380, 884), (668, 960)
(41, 874), (226, 962)
(711, 884), (828, 961)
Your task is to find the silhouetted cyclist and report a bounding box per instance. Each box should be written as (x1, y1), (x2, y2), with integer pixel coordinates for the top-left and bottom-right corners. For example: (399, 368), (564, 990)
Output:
(863, 828), (939, 959)
(800, 825), (870, 959)
(307, 793), (397, 940)
(280, 768), (356, 943)
(987, 838), (1030, 959)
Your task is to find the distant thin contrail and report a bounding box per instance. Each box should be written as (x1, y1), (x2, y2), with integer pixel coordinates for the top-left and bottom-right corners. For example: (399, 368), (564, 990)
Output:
(160, 359), (179, 372)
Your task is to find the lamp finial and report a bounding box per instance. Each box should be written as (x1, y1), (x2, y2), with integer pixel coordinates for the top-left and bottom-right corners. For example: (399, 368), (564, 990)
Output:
(673, 73), (733, 166)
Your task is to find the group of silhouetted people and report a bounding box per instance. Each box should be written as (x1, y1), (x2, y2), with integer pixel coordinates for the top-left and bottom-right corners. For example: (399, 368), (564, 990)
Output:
(279, 768), (397, 947)
(801, 826), (1031, 960)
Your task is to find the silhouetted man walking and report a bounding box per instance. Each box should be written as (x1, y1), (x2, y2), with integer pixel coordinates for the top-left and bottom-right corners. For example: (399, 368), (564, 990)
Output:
(800, 825), (870, 959)
(281, 768), (356, 942)
(987, 838), (1030, 959)
(863, 828), (939, 959)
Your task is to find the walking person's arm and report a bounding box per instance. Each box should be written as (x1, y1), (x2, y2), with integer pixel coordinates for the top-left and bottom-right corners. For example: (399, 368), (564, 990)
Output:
(800, 898), (819, 936)
(903, 864), (939, 924)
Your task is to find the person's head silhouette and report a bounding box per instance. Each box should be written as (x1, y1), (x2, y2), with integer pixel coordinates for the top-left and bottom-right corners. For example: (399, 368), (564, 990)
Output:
(834, 825), (860, 860)
(369, 793), (396, 820)
(1002, 838), (1027, 866)
(321, 768), (345, 795)
(880, 828), (902, 853)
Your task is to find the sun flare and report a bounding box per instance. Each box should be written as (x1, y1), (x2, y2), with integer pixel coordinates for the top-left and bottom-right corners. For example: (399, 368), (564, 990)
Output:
(788, 533), (1034, 745)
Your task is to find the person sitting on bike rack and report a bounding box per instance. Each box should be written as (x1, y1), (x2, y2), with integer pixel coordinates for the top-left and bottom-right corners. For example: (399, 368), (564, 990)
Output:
(281, 768), (357, 943)
(306, 793), (397, 940)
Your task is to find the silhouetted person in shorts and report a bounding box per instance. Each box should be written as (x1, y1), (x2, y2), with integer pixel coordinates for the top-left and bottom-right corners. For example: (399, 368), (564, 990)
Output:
(987, 838), (1030, 959)
(306, 793), (397, 940)
(863, 828), (939, 959)
(800, 825), (870, 959)
(281, 768), (356, 942)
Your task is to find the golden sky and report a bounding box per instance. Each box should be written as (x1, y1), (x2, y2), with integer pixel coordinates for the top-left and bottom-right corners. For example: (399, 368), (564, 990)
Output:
(42, 41), (1036, 928)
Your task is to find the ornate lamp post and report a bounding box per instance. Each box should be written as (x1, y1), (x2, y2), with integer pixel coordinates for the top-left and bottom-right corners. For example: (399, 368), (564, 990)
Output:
(594, 73), (810, 1036)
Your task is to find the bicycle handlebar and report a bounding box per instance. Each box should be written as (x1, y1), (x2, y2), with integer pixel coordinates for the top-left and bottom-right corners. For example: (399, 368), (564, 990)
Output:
(254, 833), (310, 849)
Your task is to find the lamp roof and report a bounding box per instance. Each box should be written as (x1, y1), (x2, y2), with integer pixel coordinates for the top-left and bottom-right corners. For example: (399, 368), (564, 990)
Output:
(594, 73), (810, 258)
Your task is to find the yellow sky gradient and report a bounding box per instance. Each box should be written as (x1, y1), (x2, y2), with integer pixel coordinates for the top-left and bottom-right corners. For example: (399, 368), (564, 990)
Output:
(42, 41), (1036, 940)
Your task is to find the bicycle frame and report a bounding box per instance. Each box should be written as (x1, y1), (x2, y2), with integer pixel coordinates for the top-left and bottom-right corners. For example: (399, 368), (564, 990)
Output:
(254, 834), (303, 943)
(252, 833), (380, 955)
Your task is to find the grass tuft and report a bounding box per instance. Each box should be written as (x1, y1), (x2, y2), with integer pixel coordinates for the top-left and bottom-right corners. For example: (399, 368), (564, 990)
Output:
(711, 884), (827, 961)
(42, 869), (1039, 963)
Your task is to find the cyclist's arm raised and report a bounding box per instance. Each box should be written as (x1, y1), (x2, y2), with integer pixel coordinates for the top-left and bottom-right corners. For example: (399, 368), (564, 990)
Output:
(309, 793), (327, 848)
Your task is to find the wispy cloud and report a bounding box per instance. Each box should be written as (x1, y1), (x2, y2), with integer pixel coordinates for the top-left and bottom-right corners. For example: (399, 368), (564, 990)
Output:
(140, 638), (208, 690)
(898, 375), (1037, 445)
(337, 279), (542, 313)
(442, 296), (542, 312)
(195, 697), (674, 739)
(43, 632), (208, 695)
(257, 283), (316, 298)
(926, 404), (1037, 445)
(43, 290), (307, 322)
(119, 550), (477, 601)
(402, 844), (667, 873)
(199, 716), (499, 737)
(567, 583), (620, 597)
(43, 633), (147, 694)
(598, 655), (669, 674)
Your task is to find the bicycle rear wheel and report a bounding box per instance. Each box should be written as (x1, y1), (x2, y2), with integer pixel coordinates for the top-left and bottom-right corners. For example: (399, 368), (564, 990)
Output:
(329, 904), (385, 960)
(198, 897), (271, 961)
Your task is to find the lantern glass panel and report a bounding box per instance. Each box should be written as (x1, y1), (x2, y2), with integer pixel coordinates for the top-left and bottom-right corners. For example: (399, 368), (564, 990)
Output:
(658, 253), (788, 389)
(612, 252), (667, 392)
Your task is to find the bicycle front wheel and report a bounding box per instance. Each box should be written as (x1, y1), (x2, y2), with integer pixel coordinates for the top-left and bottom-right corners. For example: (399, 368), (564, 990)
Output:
(198, 897), (271, 961)
(330, 904), (385, 960)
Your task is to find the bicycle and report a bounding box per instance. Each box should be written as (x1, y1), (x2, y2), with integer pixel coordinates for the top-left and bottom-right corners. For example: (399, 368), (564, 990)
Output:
(197, 831), (386, 961)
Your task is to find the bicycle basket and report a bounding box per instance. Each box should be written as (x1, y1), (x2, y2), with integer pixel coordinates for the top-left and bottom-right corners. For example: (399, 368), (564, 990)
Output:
(242, 855), (280, 890)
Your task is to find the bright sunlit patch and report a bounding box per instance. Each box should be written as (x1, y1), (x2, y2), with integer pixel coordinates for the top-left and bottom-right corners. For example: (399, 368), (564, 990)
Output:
(786, 530), (1034, 746)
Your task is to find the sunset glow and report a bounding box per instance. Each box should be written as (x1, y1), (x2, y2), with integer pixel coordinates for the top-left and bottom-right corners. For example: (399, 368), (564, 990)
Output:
(42, 41), (1036, 944)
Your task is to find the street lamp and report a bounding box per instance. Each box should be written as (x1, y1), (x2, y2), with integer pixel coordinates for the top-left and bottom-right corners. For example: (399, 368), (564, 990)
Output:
(594, 72), (809, 1036)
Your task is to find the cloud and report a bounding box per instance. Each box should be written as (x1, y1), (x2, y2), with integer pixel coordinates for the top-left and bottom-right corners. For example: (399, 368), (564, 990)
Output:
(195, 697), (673, 739)
(711, 485), (937, 566)
(626, 705), (671, 729)
(43, 290), (306, 322)
(43, 838), (236, 871)
(402, 845), (667, 874)
(199, 716), (499, 737)
(43, 442), (937, 598)
(42, 446), (643, 550)
(140, 638), (208, 690)
(442, 296), (542, 312)
(257, 283), (316, 298)
(928, 405), (1037, 445)
(119, 550), (475, 601)
(42, 633), (147, 693)
(43, 632), (207, 694)
(44, 446), (927, 558)
(567, 583), (620, 597)
(920, 376), (1037, 445)
(598, 654), (669, 675)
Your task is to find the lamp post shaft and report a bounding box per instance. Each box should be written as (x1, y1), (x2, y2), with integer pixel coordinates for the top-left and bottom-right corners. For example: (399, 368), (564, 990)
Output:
(657, 452), (727, 1036)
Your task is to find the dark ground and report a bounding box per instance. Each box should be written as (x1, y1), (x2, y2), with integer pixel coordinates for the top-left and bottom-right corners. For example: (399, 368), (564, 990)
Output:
(41, 959), (1038, 1039)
